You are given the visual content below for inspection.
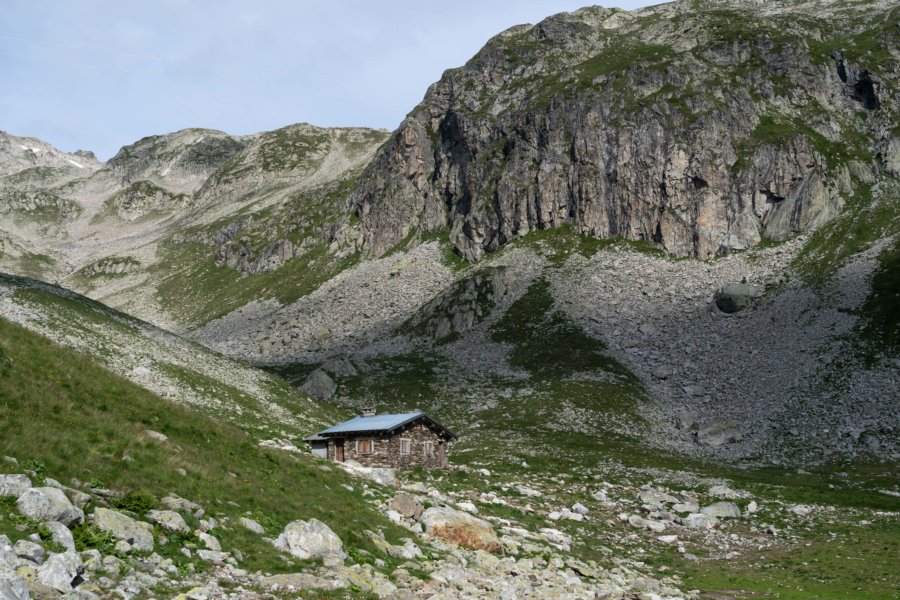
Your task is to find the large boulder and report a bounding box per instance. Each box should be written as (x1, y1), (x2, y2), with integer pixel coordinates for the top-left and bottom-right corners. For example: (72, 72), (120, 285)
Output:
(420, 507), (501, 552)
(628, 515), (666, 532)
(262, 572), (344, 591)
(638, 489), (678, 507)
(196, 549), (229, 564)
(299, 369), (337, 400)
(700, 501), (741, 519)
(335, 565), (398, 598)
(390, 493), (423, 520)
(340, 462), (397, 487)
(697, 421), (743, 447)
(93, 508), (154, 552)
(713, 283), (756, 314)
(239, 517), (265, 534)
(146, 510), (190, 533)
(197, 532), (221, 551)
(0, 475), (31, 498)
(14, 539), (45, 564)
(36, 551), (83, 594)
(43, 478), (90, 509)
(16, 487), (84, 526)
(274, 519), (346, 567)
(160, 493), (202, 512)
(682, 513), (718, 530)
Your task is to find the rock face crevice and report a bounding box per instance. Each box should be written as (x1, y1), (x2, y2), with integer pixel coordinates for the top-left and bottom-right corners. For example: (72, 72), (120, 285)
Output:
(352, 2), (898, 261)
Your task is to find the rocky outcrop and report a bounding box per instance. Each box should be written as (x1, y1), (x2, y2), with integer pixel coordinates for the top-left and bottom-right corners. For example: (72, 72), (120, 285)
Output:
(106, 128), (246, 194)
(697, 421), (743, 447)
(352, 2), (898, 261)
(82, 256), (141, 278)
(105, 180), (190, 222)
(0, 131), (102, 178)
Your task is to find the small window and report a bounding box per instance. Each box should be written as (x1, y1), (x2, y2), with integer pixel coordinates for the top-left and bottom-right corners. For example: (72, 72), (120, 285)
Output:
(356, 439), (374, 454)
(399, 439), (412, 455)
(423, 441), (434, 458)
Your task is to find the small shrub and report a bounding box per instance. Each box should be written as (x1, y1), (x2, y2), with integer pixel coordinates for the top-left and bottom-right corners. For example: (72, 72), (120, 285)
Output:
(21, 459), (46, 477)
(114, 491), (157, 515)
(71, 523), (118, 555)
(251, 510), (278, 532)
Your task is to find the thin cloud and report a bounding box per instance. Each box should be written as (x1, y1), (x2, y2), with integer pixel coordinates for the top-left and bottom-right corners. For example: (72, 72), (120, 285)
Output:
(0, 31), (190, 63)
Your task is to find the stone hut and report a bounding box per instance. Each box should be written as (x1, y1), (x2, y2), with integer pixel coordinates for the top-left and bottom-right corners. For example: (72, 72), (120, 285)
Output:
(304, 410), (457, 469)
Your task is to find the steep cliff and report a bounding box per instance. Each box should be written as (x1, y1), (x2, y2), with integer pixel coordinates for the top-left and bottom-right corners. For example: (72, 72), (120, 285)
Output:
(352, 0), (899, 260)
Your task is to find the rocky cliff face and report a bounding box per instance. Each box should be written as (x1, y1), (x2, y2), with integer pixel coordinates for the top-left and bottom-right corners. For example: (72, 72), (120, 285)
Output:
(352, 0), (899, 260)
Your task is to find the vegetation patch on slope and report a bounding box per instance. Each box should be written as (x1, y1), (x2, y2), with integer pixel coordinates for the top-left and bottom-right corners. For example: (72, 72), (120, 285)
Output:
(793, 182), (900, 284)
(154, 176), (363, 327)
(155, 241), (359, 327)
(858, 236), (900, 354)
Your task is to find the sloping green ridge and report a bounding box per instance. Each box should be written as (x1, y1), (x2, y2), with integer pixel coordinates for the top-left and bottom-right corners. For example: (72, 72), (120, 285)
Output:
(1, 272), (340, 437)
(0, 316), (412, 579)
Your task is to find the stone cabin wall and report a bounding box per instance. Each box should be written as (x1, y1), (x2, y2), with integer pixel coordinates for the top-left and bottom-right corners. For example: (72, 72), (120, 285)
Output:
(325, 422), (450, 469)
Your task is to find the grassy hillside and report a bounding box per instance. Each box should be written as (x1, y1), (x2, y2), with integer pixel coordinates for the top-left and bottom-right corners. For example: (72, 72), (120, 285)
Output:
(0, 316), (416, 590)
(0, 272), (335, 438)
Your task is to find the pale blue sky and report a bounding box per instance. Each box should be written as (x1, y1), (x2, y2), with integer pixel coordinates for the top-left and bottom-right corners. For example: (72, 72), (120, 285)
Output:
(1, 1), (655, 160)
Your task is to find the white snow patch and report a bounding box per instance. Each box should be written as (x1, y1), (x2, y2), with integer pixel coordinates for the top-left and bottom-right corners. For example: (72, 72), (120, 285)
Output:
(66, 158), (85, 169)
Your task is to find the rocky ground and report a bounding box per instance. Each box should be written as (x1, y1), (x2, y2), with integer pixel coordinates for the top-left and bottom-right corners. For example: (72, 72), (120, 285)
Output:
(0, 455), (700, 600)
(4, 446), (896, 600)
(7, 444), (892, 600)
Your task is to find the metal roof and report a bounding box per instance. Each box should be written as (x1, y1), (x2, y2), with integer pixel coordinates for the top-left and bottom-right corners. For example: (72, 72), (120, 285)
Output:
(314, 411), (457, 439)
